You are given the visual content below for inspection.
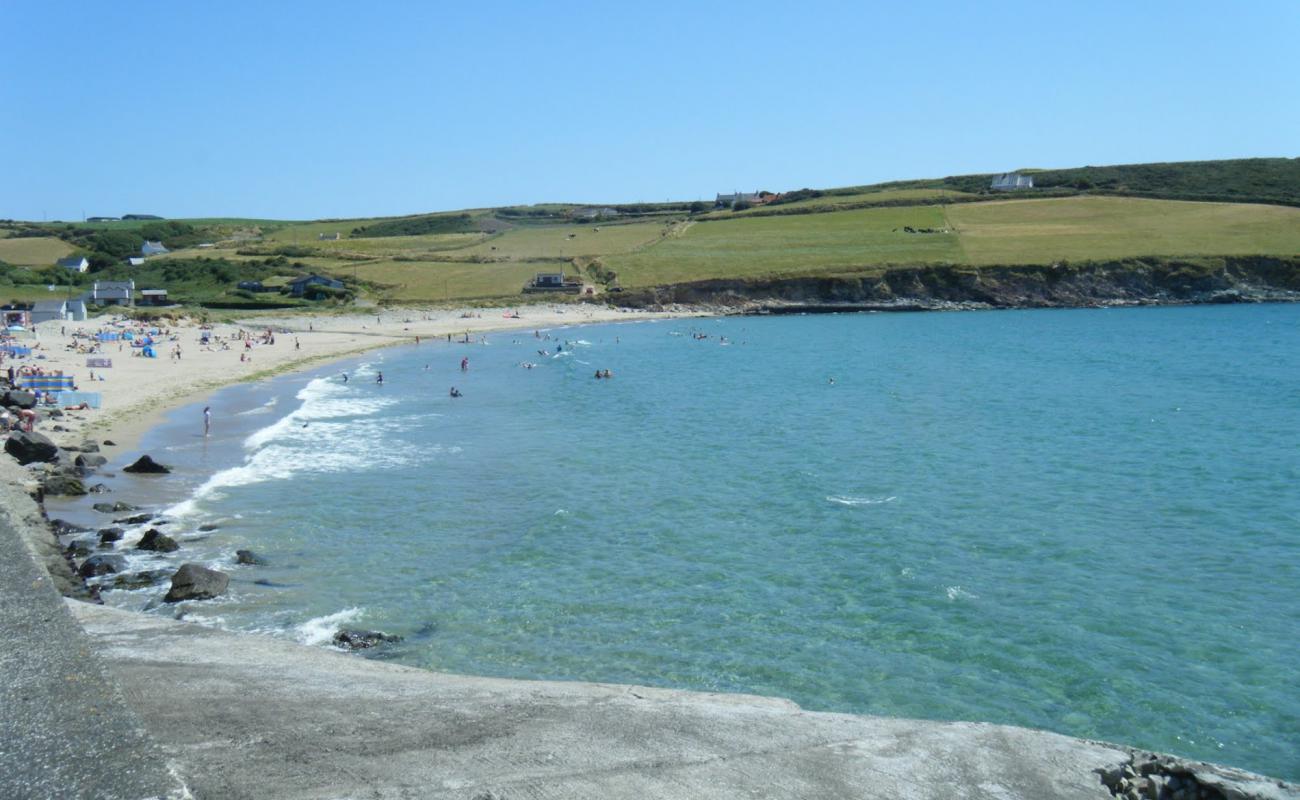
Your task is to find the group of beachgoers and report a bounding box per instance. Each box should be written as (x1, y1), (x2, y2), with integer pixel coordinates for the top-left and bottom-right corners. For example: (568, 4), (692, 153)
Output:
(328, 328), (623, 401)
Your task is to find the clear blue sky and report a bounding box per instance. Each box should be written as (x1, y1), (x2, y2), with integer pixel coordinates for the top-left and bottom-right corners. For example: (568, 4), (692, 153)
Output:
(2, 1), (1296, 221)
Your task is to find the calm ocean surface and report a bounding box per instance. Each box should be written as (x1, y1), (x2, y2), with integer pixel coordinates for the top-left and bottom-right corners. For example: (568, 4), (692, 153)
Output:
(62, 304), (1300, 779)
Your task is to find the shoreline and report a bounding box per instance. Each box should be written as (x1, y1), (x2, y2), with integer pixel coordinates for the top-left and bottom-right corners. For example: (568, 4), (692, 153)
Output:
(4, 302), (1300, 796)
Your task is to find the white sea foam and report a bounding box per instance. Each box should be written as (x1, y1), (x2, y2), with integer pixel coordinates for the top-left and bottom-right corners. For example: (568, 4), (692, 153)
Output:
(236, 397), (279, 416)
(295, 607), (363, 646)
(946, 586), (978, 601)
(164, 377), (415, 520)
(826, 495), (896, 506)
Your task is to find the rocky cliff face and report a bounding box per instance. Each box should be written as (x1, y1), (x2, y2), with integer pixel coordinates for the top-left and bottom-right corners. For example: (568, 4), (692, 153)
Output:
(616, 256), (1300, 312)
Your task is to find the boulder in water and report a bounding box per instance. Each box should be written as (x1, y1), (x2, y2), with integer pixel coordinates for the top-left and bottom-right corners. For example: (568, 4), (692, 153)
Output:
(5, 431), (59, 465)
(75, 453), (108, 469)
(65, 538), (96, 558)
(235, 549), (267, 566)
(123, 455), (170, 474)
(79, 554), (126, 578)
(93, 501), (139, 514)
(43, 473), (87, 496)
(88, 483), (110, 494)
(112, 569), (173, 591)
(163, 564), (229, 602)
(50, 519), (90, 537)
(137, 529), (179, 553)
(99, 527), (125, 545)
(333, 629), (404, 650)
(115, 513), (154, 525)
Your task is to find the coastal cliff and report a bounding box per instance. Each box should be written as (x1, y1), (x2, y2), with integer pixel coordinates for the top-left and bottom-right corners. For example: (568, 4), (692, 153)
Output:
(614, 256), (1300, 312)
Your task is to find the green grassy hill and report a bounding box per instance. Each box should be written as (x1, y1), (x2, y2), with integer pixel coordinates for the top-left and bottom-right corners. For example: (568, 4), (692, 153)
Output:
(2, 158), (1297, 307)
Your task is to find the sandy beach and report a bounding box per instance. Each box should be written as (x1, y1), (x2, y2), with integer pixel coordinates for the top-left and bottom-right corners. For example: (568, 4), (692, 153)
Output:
(6, 303), (698, 456)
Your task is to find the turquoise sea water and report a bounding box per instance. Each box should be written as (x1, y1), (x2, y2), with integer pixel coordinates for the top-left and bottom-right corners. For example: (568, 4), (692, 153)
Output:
(65, 305), (1299, 779)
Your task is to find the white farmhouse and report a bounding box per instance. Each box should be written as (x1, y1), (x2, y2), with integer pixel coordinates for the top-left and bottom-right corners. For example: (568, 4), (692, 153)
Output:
(57, 256), (90, 273)
(142, 240), (169, 256)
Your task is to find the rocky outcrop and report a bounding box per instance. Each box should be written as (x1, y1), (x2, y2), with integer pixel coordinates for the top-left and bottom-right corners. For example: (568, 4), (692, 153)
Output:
(5, 431), (60, 465)
(1098, 750), (1298, 800)
(614, 256), (1300, 312)
(163, 564), (229, 602)
(123, 455), (171, 474)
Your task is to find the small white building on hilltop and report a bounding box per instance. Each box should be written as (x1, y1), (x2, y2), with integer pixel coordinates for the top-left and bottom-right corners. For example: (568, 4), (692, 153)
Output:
(991, 172), (1034, 191)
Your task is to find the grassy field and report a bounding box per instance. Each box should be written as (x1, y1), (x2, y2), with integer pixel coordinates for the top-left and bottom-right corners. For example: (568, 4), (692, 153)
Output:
(607, 206), (958, 285)
(718, 188), (974, 217)
(350, 259), (558, 302)
(451, 219), (676, 260)
(602, 196), (1300, 287)
(949, 196), (1300, 264)
(0, 236), (74, 265)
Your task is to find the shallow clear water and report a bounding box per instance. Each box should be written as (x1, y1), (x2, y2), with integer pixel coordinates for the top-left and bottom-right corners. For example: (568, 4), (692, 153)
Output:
(61, 305), (1300, 779)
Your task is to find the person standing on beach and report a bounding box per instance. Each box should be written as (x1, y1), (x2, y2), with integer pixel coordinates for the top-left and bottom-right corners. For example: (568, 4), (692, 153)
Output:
(203, 406), (211, 437)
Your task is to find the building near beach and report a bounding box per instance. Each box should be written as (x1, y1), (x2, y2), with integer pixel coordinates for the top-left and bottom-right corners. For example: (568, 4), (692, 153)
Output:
(30, 298), (87, 323)
(88, 280), (135, 307)
(141, 240), (169, 256)
(57, 256), (90, 273)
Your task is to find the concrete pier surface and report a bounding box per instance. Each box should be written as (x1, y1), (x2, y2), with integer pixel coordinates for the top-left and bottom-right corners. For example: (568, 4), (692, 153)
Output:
(0, 517), (186, 800)
(64, 600), (1294, 800)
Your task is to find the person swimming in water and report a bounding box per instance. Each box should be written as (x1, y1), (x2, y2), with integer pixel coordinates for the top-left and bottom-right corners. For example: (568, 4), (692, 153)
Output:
(376, 371), (384, 385)
(449, 386), (462, 398)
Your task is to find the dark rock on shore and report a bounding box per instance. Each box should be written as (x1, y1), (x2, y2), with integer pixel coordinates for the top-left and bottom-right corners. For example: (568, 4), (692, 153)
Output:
(80, 441), (101, 453)
(235, 549), (266, 566)
(163, 564), (229, 602)
(43, 473), (87, 496)
(102, 439), (116, 446)
(87, 483), (110, 494)
(197, 523), (220, 532)
(115, 513), (154, 525)
(333, 629), (404, 650)
(111, 570), (173, 591)
(3, 390), (37, 409)
(99, 527), (125, 545)
(136, 529), (179, 553)
(75, 454), (108, 469)
(79, 554), (127, 577)
(123, 455), (170, 474)
(5, 431), (60, 465)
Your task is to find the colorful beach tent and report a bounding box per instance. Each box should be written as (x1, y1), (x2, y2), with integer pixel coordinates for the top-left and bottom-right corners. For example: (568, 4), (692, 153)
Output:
(141, 345), (156, 358)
